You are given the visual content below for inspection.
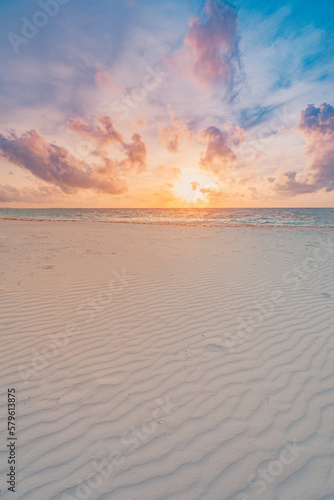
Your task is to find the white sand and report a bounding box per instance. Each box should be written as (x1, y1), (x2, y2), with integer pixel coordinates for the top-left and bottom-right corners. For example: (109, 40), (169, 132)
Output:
(0, 220), (334, 500)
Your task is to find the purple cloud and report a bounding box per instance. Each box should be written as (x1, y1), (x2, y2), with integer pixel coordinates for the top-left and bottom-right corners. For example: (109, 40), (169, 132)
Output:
(274, 103), (334, 195)
(199, 125), (243, 175)
(0, 130), (126, 194)
(0, 117), (147, 197)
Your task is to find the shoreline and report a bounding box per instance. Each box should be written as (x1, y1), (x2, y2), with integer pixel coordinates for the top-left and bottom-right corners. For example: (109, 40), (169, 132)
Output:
(0, 217), (333, 229)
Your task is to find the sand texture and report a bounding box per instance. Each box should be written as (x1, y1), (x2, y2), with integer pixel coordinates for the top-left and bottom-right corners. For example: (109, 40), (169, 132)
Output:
(0, 220), (334, 500)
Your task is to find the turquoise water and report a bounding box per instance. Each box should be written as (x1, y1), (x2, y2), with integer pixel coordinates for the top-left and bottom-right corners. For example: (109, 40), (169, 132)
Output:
(0, 208), (334, 226)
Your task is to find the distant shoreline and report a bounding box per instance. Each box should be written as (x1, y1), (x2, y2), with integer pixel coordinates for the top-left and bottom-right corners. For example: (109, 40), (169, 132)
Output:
(0, 217), (333, 229)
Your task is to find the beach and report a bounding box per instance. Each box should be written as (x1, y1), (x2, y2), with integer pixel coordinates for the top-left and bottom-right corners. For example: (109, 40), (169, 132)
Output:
(0, 219), (334, 500)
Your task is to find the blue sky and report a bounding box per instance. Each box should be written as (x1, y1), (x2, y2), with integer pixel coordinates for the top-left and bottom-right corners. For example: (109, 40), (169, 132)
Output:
(0, 0), (333, 207)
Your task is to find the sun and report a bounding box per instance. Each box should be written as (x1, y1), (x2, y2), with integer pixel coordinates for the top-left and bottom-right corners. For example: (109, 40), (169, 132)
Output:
(173, 168), (217, 204)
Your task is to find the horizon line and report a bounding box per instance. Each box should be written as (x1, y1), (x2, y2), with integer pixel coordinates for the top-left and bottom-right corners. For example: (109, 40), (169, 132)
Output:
(0, 207), (334, 210)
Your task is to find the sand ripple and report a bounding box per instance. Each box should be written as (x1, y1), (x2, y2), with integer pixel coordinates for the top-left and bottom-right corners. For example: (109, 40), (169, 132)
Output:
(0, 222), (333, 499)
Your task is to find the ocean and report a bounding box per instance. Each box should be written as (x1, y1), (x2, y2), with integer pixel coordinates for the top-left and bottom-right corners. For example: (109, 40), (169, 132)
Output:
(0, 207), (334, 226)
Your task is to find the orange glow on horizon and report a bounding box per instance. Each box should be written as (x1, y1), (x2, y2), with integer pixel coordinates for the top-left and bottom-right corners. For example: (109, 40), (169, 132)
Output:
(172, 168), (218, 205)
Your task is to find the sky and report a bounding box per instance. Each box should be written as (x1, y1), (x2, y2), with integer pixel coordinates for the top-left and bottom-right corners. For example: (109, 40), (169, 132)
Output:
(0, 0), (333, 208)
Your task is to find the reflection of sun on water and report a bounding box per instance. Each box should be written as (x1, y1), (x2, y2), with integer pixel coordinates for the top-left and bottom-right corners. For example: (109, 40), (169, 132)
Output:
(173, 169), (217, 204)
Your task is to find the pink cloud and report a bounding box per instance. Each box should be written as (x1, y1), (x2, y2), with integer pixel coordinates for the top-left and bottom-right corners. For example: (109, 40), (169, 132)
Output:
(95, 66), (119, 92)
(165, 0), (240, 94)
(225, 121), (246, 145)
(69, 116), (147, 173)
(159, 105), (194, 153)
(274, 103), (334, 195)
(121, 133), (147, 173)
(0, 117), (148, 196)
(69, 116), (123, 148)
(0, 184), (62, 203)
(0, 130), (127, 194)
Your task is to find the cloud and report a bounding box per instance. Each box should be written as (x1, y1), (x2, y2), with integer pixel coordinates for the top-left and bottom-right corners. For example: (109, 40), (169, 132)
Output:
(159, 105), (194, 153)
(200, 187), (225, 204)
(274, 170), (315, 195)
(0, 184), (62, 203)
(121, 133), (147, 173)
(0, 120), (147, 195)
(248, 186), (259, 199)
(69, 116), (147, 173)
(274, 103), (334, 195)
(69, 116), (124, 148)
(199, 125), (242, 175)
(165, 0), (241, 95)
(224, 121), (246, 145)
(299, 103), (334, 133)
(0, 130), (120, 194)
(95, 65), (119, 92)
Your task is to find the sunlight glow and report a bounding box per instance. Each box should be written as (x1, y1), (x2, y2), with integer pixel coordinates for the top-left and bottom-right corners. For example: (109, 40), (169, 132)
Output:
(173, 169), (218, 204)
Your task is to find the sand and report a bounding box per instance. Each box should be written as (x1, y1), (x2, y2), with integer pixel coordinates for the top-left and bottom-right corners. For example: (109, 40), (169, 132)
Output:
(0, 220), (334, 500)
